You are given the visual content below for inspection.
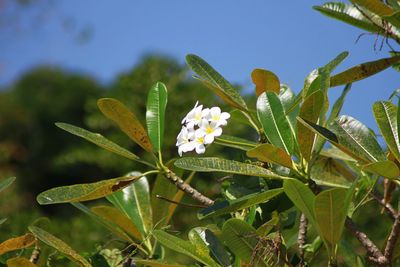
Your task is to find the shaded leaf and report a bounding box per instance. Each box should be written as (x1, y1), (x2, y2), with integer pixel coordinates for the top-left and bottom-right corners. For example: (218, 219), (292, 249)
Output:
(215, 135), (257, 151)
(199, 188), (283, 219)
(37, 175), (141, 204)
(251, 68), (280, 96)
(186, 54), (247, 111)
(256, 216), (279, 236)
(0, 234), (35, 255)
(134, 260), (185, 267)
(6, 258), (37, 267)
(330, 56), (400, 87)
(56, 123), (139, 161)
(107, 174), (153, 236)
(196, 228), (231, 267)
(311, 157), (354, 188)
(0, 177), (15, 194)
(174, 157), (288, 179)
(0, 218), (7, 226)
(320, 146), (357, 162)
(28, 226), (91, 267)
(146, 82), (168, 152)
(97, 98), (152, 152)
(257, 92), (295, 154)
(153, 230), (219, 267)
(362, 160), (400, 179)
(247, 144), (293, 169)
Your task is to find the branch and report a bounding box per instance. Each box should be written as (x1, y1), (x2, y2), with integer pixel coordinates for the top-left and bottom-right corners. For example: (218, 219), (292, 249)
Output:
(370, 192), (396, 220)
(298, 213), (308, 262)
(163, 168), (214, 206)
(384, 214), (400, 262)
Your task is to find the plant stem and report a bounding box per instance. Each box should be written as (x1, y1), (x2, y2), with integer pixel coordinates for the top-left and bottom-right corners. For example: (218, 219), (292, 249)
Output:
(162, 167), (214, 206)
(371, 192), (396, 220)
(384, 213), (400, 264)
(298, 213), (308, 263)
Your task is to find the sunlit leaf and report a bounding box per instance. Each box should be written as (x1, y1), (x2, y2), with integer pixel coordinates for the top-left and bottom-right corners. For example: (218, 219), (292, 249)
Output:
(199, 188), (283, 219)
(297, 91), (325, 161)
(351, 0), (395, 16)
(153, 230), (219, 267)
(280, 85), (299, 132)
(314, 2), (381, 33)
(251, 68), (280, 96)
(330, 56), (400, 87)
(362, 160), (400, 179)
(146, 82), (168, 152)
(174, 157), (288, 179)
(247, 143), (293, 169)
(28, 226), (91, 267)
(91, 205), (142, 241)
(186, 54), (248, 111)
(328, 84), (352, 125)
(37, 175), (141, 204)
(56, 123), (139, 161)
(257, 92), (295, 154)
(97, 98), (153, 152)
(215, 135), (257, 151)
(0, 234), (35, 255)
(320, 146), (357, 162)
(373, 101), (400, 162)
(6, 258), (37, 267)
(107, 174), (153, 236)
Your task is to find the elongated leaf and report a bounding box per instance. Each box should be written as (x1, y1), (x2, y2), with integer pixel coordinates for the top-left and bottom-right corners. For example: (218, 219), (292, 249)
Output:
(0, 218), (7, 226)
(328, 84), (352, 124)
(0, 177), (15, 194)
(256, 216), (279, 236)
(97, 98), (153, 152)
(314, 2), (381, 33)
(134, 260), (185, 267)
(222, 219), (272, 266)
(199, 188), (283, 219)
(215, 135), (257, 151)
(257, 92), (295, 154)
(146, 82), (168, 152)
(107, 174), (152, 236)
(153, 230), (219, 267)
(174, 157), (288, 179)
(91, 205), (142, 241)
(330, 56), (400, 87)
(280, 85), (298, 130)
(37, 175), (141, 205)
(298, 91), (325, 161)
(314, 188), (348, 253)
(6, 258), (37, 267)
(351, 0), (394, 16)
(373, 101), (400, 161)
(251, 69), (280, 96)
(0, 234), (35, 255)
(186, 54), (247, 111)
(362, 160), (400, 179)
(247, 144), (293, 169)
(283, 179), (316, 227)
(311, 157), (354, 188)
(56, 123), (139, 161)
(28, 226), (91, 267)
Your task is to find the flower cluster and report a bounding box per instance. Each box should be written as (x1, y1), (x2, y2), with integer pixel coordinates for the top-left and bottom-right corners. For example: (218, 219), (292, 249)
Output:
(176, 101), (230, 156)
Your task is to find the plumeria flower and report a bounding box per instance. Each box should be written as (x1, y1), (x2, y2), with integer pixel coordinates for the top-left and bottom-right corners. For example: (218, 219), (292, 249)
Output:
(196, 119), (222, 144)
(206, 107), (231, 126)
(181, 101), (210, 128)
(176, 126), (195, 156)
(190, 130), (207, 154)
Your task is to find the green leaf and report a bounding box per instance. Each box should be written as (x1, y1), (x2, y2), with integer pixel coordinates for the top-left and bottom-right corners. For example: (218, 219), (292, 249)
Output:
(280, 85), (299, 132)
(257, 92), (295, 154)
(37, 175), (141, 205)
(28, 226), (91, 267)
(97, 98), (153, 152)
(251, 68), (280, 96)
(283, 179), (316, 227)
(6, 258), (37, 267)
(0, 234), (35, 255)
(351, 0), (395, 16)
(221, 219), (274, 266)
(256, 216), (279, 236)
(198, 188), (283, 219)
(311, 157), (353, 188)
(0, 218), (7, 226)
(186, 54), (247, 111)
(362, 160), (400, 179)
(55, 123), (139, 161)
(246, 143), (293, 169)
(327, 84), (352, 125)
(314, 188), (348, 253)
(107, 173), (153, 236)
(320, 146), (357, 162)
(153, 230), (219, 267)
(330, 56), (400, 87)
(90, 205), (142, 241)
(297, 91), (325, 161)
(146, 82), (168, 152)
(174, 157), (288, 179)
(373, 101), (400, 162)
(314, 2), (381, 33)
(215, 135), (257, 151)
(134, 260), (185, 267)
(0, 176), (15, 194)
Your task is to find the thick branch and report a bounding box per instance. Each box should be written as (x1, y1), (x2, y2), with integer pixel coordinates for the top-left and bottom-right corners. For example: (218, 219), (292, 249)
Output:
(384, 215), (400, 263)
(345, 218), (388, 265)
(298, 213), (308, 262)
(163, 168), (214, 206)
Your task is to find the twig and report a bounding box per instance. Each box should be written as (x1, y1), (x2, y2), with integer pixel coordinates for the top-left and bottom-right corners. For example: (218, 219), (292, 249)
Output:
(298, 213), (308, 263)
(370, 192), (396, 220)
(163, 167), (214, 206)
(156, 194), (208, 208)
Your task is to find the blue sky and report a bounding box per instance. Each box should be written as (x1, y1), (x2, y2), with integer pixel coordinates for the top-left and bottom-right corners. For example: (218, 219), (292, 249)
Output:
(1, 1), (399, 130)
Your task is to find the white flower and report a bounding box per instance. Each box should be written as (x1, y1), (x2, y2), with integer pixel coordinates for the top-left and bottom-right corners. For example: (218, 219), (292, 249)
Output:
(196, 119), (222, 144)
(176, 126), (195, 156)
(206, 107), (231, 126)
(181, 101), (210, 128)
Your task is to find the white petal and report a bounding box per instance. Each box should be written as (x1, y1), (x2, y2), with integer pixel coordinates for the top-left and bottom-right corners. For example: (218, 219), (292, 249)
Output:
(196, 144), (206, 154)
(195, 128), (206, 137)
(220, 112), (230, 120)
(181, 142), (196, 153)
(201, 108), (210, 118)
(204, 134), (214, 144)
(213, 127), (222, 137)
(210, 107), (221, 116)
(199, 119), (209, 129)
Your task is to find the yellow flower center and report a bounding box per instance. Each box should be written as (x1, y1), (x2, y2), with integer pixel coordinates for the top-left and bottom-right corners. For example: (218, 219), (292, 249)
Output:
(197, 137), (204, 143)
(212, 115), (220, 121)
(206, 126), (214, 134)
(195, 114), (202, 121)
